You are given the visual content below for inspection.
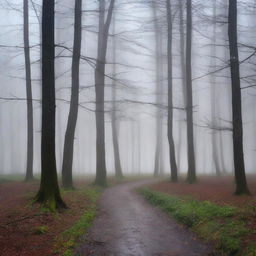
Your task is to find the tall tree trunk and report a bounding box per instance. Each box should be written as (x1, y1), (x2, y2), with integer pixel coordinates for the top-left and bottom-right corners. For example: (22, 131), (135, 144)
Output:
(211, 0), (221, 176)
(228, 0), (250, 195)
(186, 0), (196, 183)
(152, 0), (164, 177)
(35, 0), (66, 210)
(30, 0), (42, 175)
(62, 0), (82, 189)
(177, 0), (187, 173)
(94, 0), (115, 186)
(166, 0), (178, 182)
(111, 14), (123, 178)
(24, 0), (34, 181)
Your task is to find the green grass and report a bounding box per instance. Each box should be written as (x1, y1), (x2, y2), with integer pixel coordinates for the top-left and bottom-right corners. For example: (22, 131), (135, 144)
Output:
(54, 188), (101, 256)
(33, 225), (49, 234)
(141, 188), (255, 256)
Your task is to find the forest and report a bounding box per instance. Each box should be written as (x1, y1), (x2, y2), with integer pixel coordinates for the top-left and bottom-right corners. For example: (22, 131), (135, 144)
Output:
(0, 0), (255, 255)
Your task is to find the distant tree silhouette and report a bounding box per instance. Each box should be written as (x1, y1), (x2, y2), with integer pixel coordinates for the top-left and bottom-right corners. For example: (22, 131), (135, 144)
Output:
(62, 0), (82, 189)
(111, 12), (123, 179)
(166, 0), (178, 182)
(94, 0), (115, 186)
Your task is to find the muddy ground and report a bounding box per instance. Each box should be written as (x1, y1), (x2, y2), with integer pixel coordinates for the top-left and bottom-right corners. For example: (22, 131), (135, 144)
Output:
(76, 179), (213, 256)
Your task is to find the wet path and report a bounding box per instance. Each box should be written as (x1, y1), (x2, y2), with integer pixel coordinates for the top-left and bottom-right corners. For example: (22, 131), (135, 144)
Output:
(76, 179), (213, 256)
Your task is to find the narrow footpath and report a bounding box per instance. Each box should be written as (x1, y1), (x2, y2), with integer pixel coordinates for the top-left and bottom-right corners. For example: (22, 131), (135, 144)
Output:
(76, 179), (213, 256)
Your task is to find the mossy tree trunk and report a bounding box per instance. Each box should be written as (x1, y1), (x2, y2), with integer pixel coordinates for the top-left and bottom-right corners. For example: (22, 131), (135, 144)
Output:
(35, 0), (66, 210)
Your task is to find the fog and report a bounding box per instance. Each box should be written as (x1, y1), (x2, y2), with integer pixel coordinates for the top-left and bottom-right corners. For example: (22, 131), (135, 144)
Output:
(0, 0), (255, 178)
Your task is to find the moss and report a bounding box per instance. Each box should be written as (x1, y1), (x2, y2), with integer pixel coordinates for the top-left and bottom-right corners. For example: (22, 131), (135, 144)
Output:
(141, 188), (252, 256)
(54, 188), (101, 256)
(244, 243), (256, 256)
(63, 249), (73, 256)
(33, 225), (49, 234)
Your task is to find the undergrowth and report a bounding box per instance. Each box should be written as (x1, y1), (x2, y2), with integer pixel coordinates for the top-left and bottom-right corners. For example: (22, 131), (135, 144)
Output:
(54, 188), (101, 256)
(141, 188), (255, 256)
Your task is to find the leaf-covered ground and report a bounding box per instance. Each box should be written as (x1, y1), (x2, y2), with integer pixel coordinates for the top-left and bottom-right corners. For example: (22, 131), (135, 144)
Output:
(0, 177), (100, 256)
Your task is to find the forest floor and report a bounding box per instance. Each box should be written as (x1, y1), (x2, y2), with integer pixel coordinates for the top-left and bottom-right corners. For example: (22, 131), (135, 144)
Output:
(0, 177), (101, 256)
(143, 175), (256, 255)
(76, 179), (213, 256)
(1, 175), (255, 256)
(147, 175), (256, 207)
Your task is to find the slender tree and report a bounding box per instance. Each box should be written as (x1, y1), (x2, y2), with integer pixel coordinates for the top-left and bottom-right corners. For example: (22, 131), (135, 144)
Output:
(177, 0), (186, 173)
(94, 0), (115, 186)
(152, 0), (164, 177)
(62, 0), (82, 189)
(35, 0), (66, 210)
(210, 0), (221, 176)
(24, 0), (34, 181)
(111, 13), (123, 178)
(166, 0), (178, 182)
(228, 0), (250, 195)
(186, 0), (196, 183)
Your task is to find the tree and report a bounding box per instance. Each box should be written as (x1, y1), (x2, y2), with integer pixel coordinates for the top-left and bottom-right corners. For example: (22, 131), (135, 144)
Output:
(94, 0), (115, 186)
(62, 0), (82, 189)
(166, 0), (178, 182)
(186, 0), (196, 183)
(210, 0), (221, 176)
(35, 0), (66, 210)
(151, 0), (164, 177)
(111, 12), (123, 179)
(228, 0), (250, 195)
(23, 0), (34, 181)
(177, 0), (187, 173)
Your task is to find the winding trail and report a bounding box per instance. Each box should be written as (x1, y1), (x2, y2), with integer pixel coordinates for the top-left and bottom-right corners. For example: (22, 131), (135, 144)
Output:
(76, 179), (213, 256)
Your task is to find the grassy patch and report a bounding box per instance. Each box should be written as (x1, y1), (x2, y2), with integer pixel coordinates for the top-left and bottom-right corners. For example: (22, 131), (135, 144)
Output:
(141, 188), (254, 256)
(54, 188), (101, 256)
(33, 225), (49, 234)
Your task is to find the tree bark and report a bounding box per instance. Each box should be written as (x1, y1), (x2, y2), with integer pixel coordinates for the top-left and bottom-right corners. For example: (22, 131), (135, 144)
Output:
(94, 0), (115, 186)
(166, 0), (178, 182)
(24, 0), (34, 181)
(228, 0), (250, 195)
(186, 0), (196, 183)
(62, 0), (82, 189)
(35, 0), (66, 210)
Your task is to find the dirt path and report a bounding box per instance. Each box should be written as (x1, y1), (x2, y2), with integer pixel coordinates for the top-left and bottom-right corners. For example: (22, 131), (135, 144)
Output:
(76, 179), (213, 256)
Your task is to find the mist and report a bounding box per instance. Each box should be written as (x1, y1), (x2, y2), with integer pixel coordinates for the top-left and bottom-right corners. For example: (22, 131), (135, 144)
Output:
(1, 0), (256, 255)
(0, 0), (255, 180)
